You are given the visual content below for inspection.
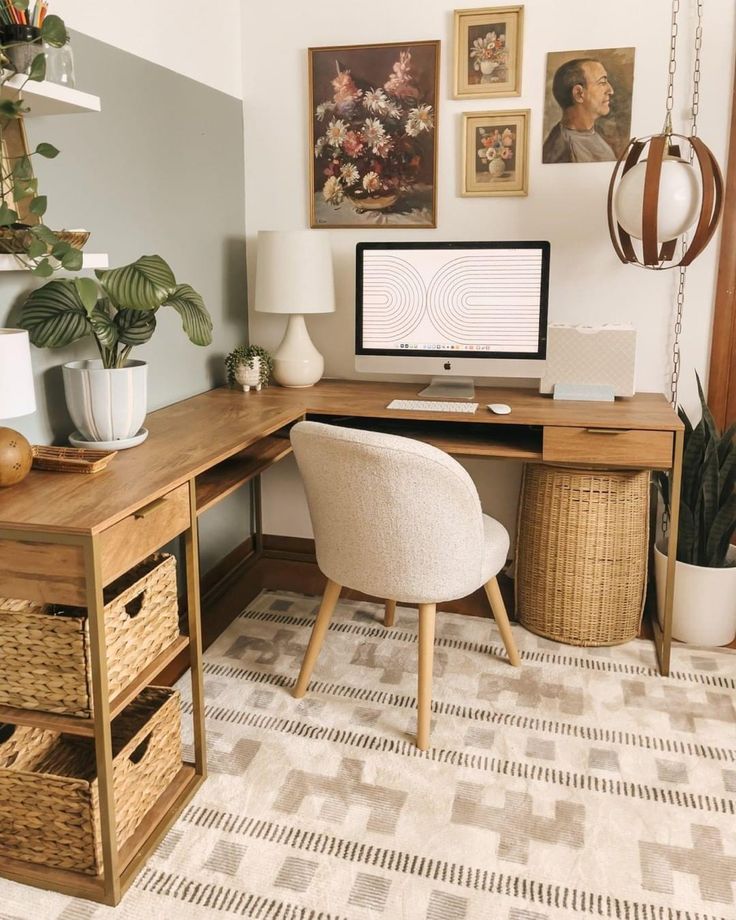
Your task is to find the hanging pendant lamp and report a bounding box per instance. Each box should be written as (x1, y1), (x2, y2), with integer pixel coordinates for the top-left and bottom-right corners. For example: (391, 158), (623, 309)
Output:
(607, 0), (723, 270)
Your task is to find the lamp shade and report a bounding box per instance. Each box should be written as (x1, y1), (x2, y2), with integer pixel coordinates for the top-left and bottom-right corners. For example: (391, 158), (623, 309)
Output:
(255, 230), (335, 315)
(0, 328), (35, 419)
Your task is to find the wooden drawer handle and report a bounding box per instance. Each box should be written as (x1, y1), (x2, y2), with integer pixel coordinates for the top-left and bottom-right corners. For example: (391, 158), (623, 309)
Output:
(584, 428), (630, 435)
(133, 497), (168, 519)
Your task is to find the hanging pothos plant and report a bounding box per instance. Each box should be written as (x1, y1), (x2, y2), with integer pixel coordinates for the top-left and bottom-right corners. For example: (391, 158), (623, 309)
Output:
(18, 254), (213, 366)
(0, 3), (82, 275)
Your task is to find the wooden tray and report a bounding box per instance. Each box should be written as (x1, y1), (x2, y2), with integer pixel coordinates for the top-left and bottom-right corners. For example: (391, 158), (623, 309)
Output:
(31, 445), (117, 474)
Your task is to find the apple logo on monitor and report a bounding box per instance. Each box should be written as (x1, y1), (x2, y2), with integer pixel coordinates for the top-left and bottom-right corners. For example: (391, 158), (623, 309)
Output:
(444, 361), (452, 370)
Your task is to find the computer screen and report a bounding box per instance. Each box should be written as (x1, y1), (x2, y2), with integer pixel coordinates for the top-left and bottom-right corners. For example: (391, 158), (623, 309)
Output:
(356, 241), (550, 362)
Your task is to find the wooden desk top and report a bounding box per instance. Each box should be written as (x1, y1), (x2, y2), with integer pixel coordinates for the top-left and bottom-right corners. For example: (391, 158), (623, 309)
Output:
(0, 380), (680, 535)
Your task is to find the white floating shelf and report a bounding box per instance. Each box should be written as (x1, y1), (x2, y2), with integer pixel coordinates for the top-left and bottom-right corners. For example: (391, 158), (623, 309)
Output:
(0, 73), (100, 116)
(0, 252), (108, 271)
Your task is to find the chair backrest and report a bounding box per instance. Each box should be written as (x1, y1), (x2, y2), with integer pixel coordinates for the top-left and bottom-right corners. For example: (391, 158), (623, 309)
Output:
(290, 420), (486, 604)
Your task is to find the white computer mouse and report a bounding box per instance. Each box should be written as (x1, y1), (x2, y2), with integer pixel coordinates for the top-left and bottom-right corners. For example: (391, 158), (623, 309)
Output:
(487, 403), (512, 415)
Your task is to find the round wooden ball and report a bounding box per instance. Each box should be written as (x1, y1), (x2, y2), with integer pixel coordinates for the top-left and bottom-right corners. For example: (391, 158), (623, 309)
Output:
(0, 427), (32, 487)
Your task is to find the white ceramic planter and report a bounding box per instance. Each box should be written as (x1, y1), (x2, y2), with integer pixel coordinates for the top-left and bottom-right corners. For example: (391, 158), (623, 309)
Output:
(654, 543), (736, 646)
(234, 357), (262, 392)
(62, 359), (147, 442)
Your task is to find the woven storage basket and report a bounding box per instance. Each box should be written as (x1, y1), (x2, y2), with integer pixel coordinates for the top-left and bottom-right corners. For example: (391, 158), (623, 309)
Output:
(515, 464), (650, 646)
(0, 553), (179, 717)
(0, 686), (181, 875)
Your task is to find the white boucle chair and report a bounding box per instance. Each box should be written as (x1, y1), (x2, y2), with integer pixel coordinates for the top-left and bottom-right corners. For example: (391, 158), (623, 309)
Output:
(289, 420), (520, 751)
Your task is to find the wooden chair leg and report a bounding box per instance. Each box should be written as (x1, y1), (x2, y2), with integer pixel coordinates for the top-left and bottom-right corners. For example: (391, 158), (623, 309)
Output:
(293, 579), (342, 698)
(384, 600), (396, 627)
(484, 577), (521, 667)
(416, 603), (436, 751)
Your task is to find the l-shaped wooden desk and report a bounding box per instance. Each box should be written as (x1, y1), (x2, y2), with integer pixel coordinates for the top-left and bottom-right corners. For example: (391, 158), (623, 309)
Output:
(0, 378), (683, 904)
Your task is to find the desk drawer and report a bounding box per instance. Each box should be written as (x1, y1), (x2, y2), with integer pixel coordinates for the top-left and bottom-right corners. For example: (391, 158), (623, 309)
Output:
(99, 483), (191, 585)
(543, 426), (673, 468)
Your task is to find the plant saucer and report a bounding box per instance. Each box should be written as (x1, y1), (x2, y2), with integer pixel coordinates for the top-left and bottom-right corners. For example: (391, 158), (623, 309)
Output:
(68, 427), (149, 451)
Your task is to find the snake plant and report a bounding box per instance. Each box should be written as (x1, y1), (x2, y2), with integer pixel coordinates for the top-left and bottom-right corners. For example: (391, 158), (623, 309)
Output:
(18, 254), (213, 367)
(657, 373), (736, 567)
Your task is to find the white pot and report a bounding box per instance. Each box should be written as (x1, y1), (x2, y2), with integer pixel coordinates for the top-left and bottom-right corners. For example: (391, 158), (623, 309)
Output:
(479, 60), (498, 75)
(62, 359), (147, 442)
(234, 357), (262, 392)
(654, 543), (736, 646)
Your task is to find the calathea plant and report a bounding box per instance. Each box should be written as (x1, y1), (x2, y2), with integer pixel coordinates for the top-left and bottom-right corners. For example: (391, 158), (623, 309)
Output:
(18, 254), (213, 365)
(657, 373), (736, 568)
(0, 6), (80, 274)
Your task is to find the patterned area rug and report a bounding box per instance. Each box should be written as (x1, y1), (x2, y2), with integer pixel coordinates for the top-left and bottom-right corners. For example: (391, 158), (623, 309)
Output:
(1, 590), (735, 920)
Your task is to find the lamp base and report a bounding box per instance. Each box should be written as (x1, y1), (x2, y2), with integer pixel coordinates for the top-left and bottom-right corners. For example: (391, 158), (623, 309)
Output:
(0, 427), (32, 487)
(272, 314), (325, 388)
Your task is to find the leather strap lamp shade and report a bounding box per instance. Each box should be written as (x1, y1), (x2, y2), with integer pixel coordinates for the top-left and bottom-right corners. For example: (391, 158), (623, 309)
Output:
(608, 133), (723, 269)
(0, 328), (35, 486)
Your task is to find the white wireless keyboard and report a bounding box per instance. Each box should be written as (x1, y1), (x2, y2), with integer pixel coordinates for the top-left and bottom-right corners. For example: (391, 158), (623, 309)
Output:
(387, 399), (478, 413)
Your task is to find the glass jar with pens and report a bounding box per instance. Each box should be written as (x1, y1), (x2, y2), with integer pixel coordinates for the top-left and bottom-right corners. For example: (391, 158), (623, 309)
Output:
(0, 0), (53, 76)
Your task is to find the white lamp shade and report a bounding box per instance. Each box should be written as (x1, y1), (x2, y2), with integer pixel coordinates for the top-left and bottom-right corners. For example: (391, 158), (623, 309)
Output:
(255, 230), (335, 315)
(0, 328), (35, 419)
(614, 158), (702, 242)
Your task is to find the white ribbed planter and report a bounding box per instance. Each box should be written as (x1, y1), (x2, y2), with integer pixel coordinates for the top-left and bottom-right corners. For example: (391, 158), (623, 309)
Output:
(62, 359), (147, 442)
(654, 543), (736, 646)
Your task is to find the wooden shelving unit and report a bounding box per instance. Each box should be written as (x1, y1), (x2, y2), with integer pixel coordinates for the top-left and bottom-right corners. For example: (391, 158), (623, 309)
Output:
(0, 74), (107, 269)
(195, 433), (293, 515)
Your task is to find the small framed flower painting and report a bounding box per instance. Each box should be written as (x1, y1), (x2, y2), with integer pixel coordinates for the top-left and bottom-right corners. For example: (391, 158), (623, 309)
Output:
(453, 6), (523, 98)
(309, 40), (440, 228)
(461, 109), (530, 197)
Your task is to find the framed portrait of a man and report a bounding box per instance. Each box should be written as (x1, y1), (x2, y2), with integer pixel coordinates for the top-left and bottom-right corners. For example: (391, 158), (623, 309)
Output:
(309, 41), (440, 228)
(542, 47), (635, 164)
(453, 5), (523, 98)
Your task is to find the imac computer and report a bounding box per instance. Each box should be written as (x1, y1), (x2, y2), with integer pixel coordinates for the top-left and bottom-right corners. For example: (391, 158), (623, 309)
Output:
(355, 240), (550, 399)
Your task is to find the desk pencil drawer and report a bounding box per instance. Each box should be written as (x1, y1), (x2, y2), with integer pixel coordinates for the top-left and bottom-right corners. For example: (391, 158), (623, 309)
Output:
(99, 482), (190, 585)
(0, 554), (180, 717)
(543, 427), (673, 468)
(0, 687), (182, 875)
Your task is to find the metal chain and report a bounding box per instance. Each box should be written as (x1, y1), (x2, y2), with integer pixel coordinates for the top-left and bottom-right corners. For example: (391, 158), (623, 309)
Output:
(664, 0), (704, 536)
(669, 0), (703, 410)
(663, 0), (679, 134)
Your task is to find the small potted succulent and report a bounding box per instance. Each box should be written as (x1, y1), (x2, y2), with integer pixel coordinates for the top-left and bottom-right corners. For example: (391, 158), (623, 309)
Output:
(225, 344), (273, 392)
(655, 373), (736, 646)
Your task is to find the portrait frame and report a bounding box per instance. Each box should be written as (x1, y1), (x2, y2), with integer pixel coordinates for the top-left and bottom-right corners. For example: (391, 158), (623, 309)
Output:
(308, 40), (440, 229)
(453, 6), (524, 99)
(542, 47), (635, 164)
(461, 109), (529, 197)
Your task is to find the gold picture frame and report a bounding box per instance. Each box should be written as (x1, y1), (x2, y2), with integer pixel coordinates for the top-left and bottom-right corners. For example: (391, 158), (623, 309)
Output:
(461, 109), (530, 197)
(453, 5), (523, 98)
(308, 40), (440, 229)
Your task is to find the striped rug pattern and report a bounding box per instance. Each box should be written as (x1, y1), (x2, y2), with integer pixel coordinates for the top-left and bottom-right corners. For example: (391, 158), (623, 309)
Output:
(0, 590), (734, 920)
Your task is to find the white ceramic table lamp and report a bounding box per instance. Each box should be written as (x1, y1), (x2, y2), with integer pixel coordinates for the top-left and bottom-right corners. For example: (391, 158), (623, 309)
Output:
(255, 230), (335, 387)
(0, 328), (36, 486)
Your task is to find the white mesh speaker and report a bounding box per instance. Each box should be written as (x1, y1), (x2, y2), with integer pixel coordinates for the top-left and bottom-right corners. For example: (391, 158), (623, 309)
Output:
(540, 325), (636, 398)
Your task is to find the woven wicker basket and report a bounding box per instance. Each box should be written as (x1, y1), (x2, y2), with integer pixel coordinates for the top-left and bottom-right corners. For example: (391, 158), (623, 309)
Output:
(515, 465), (650, 646)
(0, 554), (180, 717)
(0, 686), (182, 875)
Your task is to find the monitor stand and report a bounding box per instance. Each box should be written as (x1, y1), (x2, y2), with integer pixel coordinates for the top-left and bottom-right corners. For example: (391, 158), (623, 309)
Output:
(418, 377), (475, 400)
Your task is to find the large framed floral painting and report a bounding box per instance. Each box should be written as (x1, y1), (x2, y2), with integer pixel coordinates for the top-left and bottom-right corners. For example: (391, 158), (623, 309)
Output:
(461, 109), (529, 197)
(309, 41), (440, 228)
(453, 6), (523, 98)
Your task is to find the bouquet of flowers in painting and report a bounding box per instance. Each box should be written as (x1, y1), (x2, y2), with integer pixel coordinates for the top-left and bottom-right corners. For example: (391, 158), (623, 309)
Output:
(310, 43), (439, 226)
(477, 124), (516, 180)
(469, 29), (508, 81)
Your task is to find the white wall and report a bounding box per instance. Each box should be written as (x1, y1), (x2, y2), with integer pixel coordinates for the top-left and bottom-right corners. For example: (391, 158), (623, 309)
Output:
(242, 0), (736, 541)
(53, 0), (243, 97)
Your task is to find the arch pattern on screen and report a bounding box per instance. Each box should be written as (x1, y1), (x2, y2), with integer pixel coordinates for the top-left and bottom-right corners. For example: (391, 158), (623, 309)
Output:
(426, 255), (542, 348)
(361, 255), (426, 344)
